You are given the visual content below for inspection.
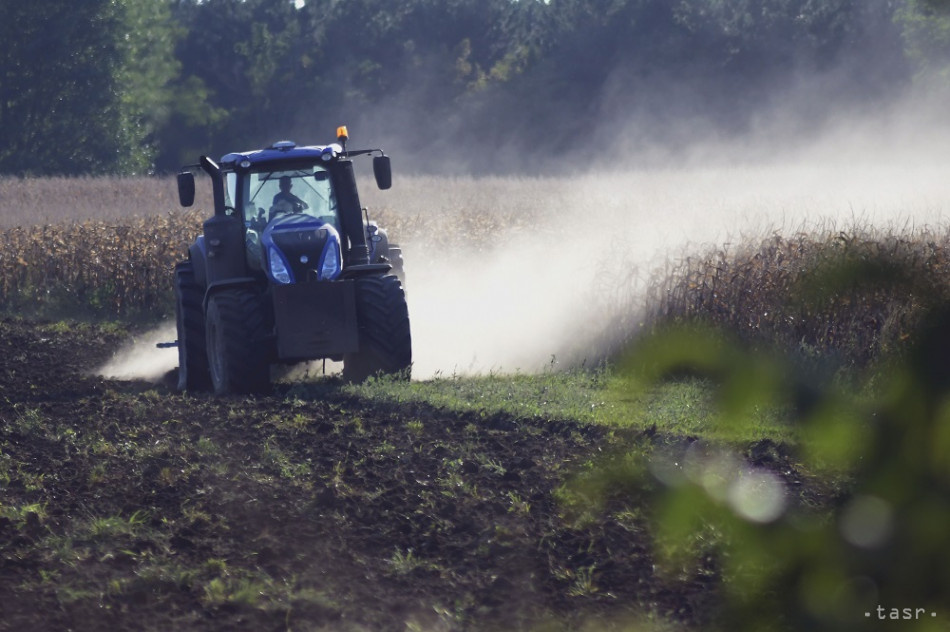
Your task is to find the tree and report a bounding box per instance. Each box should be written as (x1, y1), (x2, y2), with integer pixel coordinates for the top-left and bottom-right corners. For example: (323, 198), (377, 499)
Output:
(0, 1), (126, 175)
(0, 0), (183, 175)
(897, 0), (950, 89)
(153, 0), (919, 174)
(161, 0), (312, 170)
(115, 0), (183, 174)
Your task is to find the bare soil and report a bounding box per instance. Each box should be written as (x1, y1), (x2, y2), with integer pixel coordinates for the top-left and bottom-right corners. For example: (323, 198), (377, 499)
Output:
(0, 317), (723, 631)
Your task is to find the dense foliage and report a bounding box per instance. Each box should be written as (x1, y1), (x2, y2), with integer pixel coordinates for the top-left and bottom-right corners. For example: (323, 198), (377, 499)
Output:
(1, 0), (949, 175)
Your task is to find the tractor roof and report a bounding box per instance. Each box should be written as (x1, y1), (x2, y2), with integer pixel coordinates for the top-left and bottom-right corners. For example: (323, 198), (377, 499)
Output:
(219, 140), (344, 168)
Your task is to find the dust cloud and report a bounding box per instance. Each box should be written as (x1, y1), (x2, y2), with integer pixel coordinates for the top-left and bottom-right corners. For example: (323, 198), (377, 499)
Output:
(393, 101), (950, 378)
(96, 321), (178, 382)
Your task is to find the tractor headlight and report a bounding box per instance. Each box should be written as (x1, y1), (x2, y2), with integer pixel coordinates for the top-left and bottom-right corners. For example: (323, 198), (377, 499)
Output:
(268, 247), (293, 284)
(318, 235), (342, 280)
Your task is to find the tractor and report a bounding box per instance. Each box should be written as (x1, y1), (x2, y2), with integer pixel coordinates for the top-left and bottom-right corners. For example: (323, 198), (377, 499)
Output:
(173, 127), (411, 395)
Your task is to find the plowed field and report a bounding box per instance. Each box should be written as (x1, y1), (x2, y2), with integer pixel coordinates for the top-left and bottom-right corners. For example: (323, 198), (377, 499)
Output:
(0, 318), (722, 631)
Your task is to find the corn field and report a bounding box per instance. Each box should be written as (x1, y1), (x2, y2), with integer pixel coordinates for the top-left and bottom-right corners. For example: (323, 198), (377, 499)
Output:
(644, 226), (950, 367)
(0, 211), (203, 319)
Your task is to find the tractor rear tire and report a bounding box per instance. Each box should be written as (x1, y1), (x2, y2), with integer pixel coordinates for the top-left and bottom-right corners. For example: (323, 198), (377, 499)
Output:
(175, 261), (210, 392)
(205, 288), (270, 395)
(343, 275), (412, 382)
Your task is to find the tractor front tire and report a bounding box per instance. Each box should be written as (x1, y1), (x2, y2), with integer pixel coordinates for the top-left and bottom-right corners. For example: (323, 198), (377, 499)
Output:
(175, 261), (210, 392)
(343, 275), (412, 382)
(205, 288), (270, 395)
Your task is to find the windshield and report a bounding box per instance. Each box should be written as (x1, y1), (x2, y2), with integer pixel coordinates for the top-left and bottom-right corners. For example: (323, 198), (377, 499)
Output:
(245, 166), (339, 231)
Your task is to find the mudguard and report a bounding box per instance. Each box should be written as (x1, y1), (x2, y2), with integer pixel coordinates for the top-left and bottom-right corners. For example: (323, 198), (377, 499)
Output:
(189, 237), (208, 287)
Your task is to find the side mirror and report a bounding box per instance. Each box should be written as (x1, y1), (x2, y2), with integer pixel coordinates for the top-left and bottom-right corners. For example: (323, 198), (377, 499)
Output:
(177, 171), (196, 207)
(373, 155), (392, 190)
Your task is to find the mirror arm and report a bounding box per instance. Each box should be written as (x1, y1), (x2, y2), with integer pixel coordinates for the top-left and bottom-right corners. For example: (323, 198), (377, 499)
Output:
(344, 148), (384, 159)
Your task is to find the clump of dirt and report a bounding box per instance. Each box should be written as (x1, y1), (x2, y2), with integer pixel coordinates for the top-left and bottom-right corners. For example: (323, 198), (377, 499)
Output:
(0, 318), (733, 631)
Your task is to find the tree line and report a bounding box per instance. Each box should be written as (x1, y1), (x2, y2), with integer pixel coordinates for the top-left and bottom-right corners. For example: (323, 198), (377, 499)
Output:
(1, 0), (948, 176)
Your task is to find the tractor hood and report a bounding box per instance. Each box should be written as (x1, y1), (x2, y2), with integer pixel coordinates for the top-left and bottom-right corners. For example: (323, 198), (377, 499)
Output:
(261, 213), (342, 284)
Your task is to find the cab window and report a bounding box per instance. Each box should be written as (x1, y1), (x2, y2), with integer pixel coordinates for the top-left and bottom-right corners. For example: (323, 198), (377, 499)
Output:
(248, 168), (339, 231)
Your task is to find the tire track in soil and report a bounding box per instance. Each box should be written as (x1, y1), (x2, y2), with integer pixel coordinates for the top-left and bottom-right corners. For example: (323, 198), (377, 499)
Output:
(0, 318), (719, 631)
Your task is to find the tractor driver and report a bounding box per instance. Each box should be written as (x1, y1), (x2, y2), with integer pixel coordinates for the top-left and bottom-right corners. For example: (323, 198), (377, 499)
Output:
(272, 175), (309, 214)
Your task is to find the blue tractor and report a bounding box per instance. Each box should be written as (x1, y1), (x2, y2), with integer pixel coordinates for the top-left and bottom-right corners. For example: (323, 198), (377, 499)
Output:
(174, 127), (411, 395)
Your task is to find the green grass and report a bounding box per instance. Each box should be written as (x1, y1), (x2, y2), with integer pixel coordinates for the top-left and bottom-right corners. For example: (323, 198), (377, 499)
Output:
(610, 377), (794, 443)
(289, 368), (795, 446)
